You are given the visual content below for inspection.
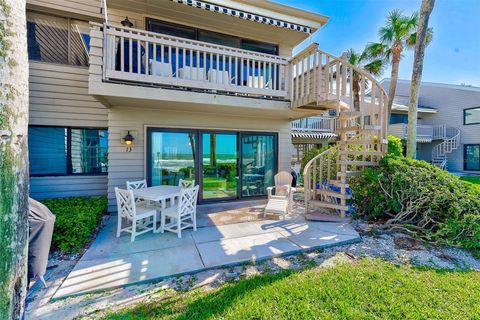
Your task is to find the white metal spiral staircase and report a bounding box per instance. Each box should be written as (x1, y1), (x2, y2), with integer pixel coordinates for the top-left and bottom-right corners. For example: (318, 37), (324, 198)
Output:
(431, 126), (461, 169)
(291, 44), (389, 219)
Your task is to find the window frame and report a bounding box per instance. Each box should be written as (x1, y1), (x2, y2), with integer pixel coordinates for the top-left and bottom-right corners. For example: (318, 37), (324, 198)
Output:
(463, 107), (480, 125)
(26, 11), (90, 66)
(464, 144), (480, 171)
(29, 125), (108, 177)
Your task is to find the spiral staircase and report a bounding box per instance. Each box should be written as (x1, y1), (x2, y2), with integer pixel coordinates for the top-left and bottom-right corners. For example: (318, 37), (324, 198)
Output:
(289, 43), (389, 219)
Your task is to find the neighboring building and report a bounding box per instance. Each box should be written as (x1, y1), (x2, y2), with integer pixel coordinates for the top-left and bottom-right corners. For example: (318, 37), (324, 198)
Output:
(382, 79), (480, 173)
(26, 0), (388, 215)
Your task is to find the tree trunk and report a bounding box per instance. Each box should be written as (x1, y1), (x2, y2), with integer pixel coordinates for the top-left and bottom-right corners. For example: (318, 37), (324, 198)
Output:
(387, 47), (402, 121)
(406, 0), (435, 159)
(0, 1), (30, 319)
(352, 76), (360, 111)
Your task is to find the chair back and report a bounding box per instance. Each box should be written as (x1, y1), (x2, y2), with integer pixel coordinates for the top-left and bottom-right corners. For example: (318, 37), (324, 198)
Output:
(178, 185), (199, 217)
(208, 69), (231, 84)
(126, 179), (147, 190)
(115, 187), (136, 220)
(179, 179), (195, 188)
(149, 59), (173, 77)
(274, 171), (293, 187)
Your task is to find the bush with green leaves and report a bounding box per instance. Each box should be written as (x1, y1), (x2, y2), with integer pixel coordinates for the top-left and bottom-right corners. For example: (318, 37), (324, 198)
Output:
(350, 156), (480, 253)
(41, 196), (108, 253)
(387, 135), (403, 156)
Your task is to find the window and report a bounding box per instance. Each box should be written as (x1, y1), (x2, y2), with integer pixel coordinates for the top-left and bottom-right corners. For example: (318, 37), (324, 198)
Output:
(27, 12), (90, 66)
(464, 107), (480, 125)
(29, 127), (108, 176)
(145, 17), (278, 55)
(464, 144), (480, 171)
(390, 114), (408, 124)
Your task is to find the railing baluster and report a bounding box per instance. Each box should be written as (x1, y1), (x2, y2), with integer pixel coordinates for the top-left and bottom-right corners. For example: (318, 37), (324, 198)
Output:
(120, 35), (124, 72)
(128, 35), (132, 73)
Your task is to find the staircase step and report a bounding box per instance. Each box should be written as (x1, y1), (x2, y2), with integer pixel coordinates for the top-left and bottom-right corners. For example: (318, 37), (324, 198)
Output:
(309, 200), (349, 211)
(305, 213), (350, 222)
(336, 140), (379, 145)
(339, 160), (378, 166)
(338, 111), (362, 120)
(336, 125), (361, 132)
(329, 180), (350, 188)
(337, 150), (384, 156)
(336, 171), (361, 178)
(317, 189), (352, 199)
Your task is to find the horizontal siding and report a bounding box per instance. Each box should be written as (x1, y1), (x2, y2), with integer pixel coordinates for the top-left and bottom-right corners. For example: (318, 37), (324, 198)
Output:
(107, 107), (291, 212)
(384, 80), (480, 172)
(30, 175), (108, 199)
(29, 61), (109, 198)
(27, 0), (102, 20)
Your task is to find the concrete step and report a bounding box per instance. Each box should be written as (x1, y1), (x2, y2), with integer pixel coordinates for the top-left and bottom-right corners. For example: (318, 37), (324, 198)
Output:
(309, 200), (349, 211)
(336, 171), (361, 178)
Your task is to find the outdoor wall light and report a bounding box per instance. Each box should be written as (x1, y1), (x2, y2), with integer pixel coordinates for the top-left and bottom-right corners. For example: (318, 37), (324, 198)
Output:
(121, 16), (134, 28)
(121, 130), (136, 152)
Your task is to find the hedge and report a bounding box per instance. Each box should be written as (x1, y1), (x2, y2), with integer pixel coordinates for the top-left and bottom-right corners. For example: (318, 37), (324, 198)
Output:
(41, 196), (108, 253)
(350, 155), (480, 253)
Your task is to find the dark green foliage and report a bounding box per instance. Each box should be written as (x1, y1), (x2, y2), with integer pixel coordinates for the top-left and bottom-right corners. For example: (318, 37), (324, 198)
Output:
(41, 196), (108, 253)
(300, 145), (334, 174)
(387, 135), (403, 156)
(350, 156), (480, 253)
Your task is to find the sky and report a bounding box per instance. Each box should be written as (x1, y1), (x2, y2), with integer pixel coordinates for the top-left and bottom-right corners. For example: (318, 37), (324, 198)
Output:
(277, 0), (480, 87)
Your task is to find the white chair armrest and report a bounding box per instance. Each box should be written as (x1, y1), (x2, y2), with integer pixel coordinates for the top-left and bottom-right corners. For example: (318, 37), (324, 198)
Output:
(267, 186), (274, 198)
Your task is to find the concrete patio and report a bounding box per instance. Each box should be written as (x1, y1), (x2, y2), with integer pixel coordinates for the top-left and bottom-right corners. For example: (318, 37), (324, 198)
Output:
(52, 203), (360, 300)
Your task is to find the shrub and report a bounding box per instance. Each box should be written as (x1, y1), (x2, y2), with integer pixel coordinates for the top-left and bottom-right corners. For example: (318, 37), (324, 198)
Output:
(350, 155), (480, 253)
(300, 145), (333, 174)
(41, 196), (108, 253)
(387, 135), (403, 156)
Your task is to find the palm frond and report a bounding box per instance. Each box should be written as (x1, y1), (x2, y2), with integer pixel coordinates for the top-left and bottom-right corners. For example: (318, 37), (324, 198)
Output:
(363, 59), (385, 77)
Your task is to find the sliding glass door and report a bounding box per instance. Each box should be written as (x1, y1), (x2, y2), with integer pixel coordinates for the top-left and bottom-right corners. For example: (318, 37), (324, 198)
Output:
(147, 128), (277, 202)
(241, 133), (276, 197)
(147, 129), (196, 186)
(201, 132), (238, 200)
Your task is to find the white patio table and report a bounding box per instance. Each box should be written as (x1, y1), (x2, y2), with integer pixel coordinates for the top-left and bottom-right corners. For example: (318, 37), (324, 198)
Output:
(132, 185), (182, 210)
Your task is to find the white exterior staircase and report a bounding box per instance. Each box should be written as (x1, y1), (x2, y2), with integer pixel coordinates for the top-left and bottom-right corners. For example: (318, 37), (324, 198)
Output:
(431, 126), (461, 169)
(293, 44), (389, 219)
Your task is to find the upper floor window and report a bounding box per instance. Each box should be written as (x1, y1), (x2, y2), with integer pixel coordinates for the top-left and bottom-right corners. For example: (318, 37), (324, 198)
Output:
(27, 12), (90, 66)
(145, 18), (278, 56)
(464, 107), (480, 125)
(29, 126), (108, 176)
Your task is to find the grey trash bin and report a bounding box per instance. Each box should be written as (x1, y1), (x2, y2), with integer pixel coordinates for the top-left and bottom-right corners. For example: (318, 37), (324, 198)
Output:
(28, 198), (56, 287)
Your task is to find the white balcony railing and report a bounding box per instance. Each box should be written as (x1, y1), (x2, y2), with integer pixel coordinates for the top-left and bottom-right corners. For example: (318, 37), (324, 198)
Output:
(291, 116), (337, 132)
(388, 123), (456, 141)
(100, 24), (289, 98)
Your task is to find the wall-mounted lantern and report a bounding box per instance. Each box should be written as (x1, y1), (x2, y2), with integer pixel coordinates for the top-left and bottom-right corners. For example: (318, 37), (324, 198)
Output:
(121, 16), (133, 28)
(121, 130), (136, 152)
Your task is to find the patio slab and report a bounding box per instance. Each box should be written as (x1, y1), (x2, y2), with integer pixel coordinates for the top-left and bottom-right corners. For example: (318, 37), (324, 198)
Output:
(53, 210), (361, 300)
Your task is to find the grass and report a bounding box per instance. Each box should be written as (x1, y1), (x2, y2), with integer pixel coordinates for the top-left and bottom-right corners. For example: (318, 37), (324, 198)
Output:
(103, 258), (480, 319)
(460, 175), (480, 193)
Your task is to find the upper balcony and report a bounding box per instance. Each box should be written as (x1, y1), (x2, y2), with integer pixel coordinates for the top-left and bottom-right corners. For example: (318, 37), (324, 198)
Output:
(388, 123), (454, 143)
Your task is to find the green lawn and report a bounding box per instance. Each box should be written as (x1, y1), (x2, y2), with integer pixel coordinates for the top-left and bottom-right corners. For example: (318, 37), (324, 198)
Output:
(460, 176), (480, 193)
(103, 258), (480, 319)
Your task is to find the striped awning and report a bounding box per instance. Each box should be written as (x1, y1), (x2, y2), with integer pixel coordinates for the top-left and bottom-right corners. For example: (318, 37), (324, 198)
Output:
(170, 0), (312, 34)
(292, 131), (337, 139)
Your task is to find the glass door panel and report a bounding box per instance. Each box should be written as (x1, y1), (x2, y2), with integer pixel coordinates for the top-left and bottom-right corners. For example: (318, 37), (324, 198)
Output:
(201, 133), (238, 200)
(241, 134), (276, 197)
(465, 144), (480, 171)
(148, 130), (196, 186)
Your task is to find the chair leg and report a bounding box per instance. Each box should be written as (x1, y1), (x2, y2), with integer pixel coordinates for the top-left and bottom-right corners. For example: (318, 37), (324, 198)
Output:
(117, 215), (122, 237)
(153, 213), (158, 233)
(177, 217), (182, 238)
(192, 212), (197, 231)
(131, 219), (136, 242)
(160, 213), (165, 233)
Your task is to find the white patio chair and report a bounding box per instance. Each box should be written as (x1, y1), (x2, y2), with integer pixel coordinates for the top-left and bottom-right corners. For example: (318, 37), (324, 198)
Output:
(208, 69), (236, 85)
(265, 171), (295, 217)
(149, 59), (175, 78)
(178, 179), (195, 188)
(126, 179), (149, 206)
(115, 187), (157, 242)
(160, 185), (199, 238)
(178, 66), (206, 81)
(248, 75), (265, 88)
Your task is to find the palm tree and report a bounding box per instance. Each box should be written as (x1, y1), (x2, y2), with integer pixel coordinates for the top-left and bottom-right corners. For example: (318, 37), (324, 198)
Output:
(406, 0), (436, 159)
(345, 48), (385, 111)
(367, 9), (433, 118)
(0, 0), (30, 318)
